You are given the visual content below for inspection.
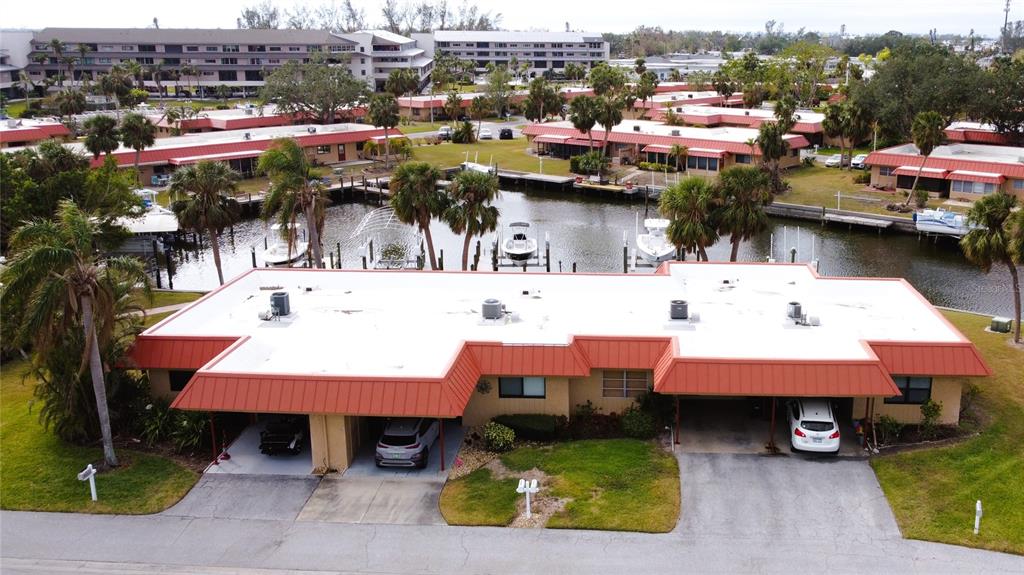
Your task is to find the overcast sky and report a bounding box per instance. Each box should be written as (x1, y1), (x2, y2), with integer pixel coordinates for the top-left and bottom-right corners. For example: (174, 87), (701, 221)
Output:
(0, 0), (1014, 37)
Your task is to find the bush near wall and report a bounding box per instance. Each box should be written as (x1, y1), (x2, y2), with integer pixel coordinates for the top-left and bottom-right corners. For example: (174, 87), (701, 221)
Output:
(492, 414), (565, 441)
(638, 161), (677, 172)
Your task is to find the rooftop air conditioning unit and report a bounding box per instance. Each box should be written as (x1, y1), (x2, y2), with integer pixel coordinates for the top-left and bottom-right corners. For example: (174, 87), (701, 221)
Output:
(671, 129), (680, 137)
(687, 94), (693, 98)
(670, 300), (689, 320)
(675, 107), (682, 113)
(633, 125), (641, 132)
(482, 298), (504, 320)
(244, 108), (253, 115)
(307, 126), (317, 133)
(270, 291), (291, 316)
(243, 132), (251, 140)
(6, 119), (16, 128)
(787, 301), (802, 319)
(744, 110), (750, 116)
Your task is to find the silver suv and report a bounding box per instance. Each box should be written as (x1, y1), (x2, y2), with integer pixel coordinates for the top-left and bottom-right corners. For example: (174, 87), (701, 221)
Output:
(374, 418), (440, 468)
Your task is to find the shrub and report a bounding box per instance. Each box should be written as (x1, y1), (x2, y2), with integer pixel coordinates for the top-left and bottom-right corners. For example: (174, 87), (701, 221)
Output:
(569, 401), (622, 439)
(493, 414), (559, 441)
(636, 391), (674, 425)
(571, 150), (607, 175)
(801, 156), (815, 167)
(638, 161), (676, 172)
(139, 397), (175, 446)
(877, 415), (904, 445)
(171, 410), (209, 453)
(919, 399), (943, 440)
(913, 189), (929, 208)
(621, 406), (657, 439)
(853, 171), (871, 184)
(452, 121), (476, 144)
(960, 382), (981, 415)
(483, 421), (515, 452)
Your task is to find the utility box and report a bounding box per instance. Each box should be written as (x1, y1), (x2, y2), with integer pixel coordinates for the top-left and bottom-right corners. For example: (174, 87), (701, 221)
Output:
(991, 317), (1012, 333)
(271, 292), (291, 316)
(670, 300), (689, 320)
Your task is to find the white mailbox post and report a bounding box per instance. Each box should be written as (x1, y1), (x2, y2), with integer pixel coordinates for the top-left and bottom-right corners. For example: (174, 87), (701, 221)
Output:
(974, 500), (983, 535)
(77, 464), (98, 501)
(516, 478), (540, 518)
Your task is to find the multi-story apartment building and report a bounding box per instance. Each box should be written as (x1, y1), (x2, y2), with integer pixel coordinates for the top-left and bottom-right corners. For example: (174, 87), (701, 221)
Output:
(0, 29), (34, 98)
(24, 28), (431, 95)
(413, 30), (609, 77)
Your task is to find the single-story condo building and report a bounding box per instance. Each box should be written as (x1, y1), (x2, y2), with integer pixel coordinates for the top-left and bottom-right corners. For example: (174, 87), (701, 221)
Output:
(865, 142), (1024, 201)
(664, 105), (839, 147)
(145, 104), (368, 137)
(2, 122), (396, 183)
(0, 117), (71, 148)
(522, 119), (809, 175)
(128, 263), (988, 474)
(944, 121), (1016, 146)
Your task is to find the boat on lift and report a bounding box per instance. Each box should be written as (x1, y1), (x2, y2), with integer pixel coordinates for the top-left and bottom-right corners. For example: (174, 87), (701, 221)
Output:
(261, 223), (309, 266)
(501, 222), (538, 262)
(913, 208), (978, 237)
(636, 216), (676, 263)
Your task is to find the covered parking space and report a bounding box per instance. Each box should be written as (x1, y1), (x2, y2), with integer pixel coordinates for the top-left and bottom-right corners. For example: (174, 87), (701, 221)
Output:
(343, 417), (465, 479)
(206, 414), (313, 475)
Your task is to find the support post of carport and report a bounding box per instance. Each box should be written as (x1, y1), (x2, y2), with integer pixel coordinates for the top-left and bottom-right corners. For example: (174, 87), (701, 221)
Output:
(209, 412), (218, 464)
(766, 398), (778, 453)
(438, 418), (445, 472)
(674, 397), (680, 445)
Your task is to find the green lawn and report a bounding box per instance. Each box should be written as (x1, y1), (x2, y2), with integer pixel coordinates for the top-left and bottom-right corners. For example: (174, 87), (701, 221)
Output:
(412, 139), (570, 175)
(400, 122), (446, 134)
(4, 100), (28, 118)
(143, 311), (175, 328)
(440, 438), (680, 532)
(0, 361), (198, 514)
(872, 311), (1024, 555)
(146, 290), (206, 309)
(815, 145), (874, 157)
(781, 165), (954, 218)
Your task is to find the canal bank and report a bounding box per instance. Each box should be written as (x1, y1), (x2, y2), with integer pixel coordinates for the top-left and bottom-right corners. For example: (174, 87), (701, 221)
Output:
(153, 187), (1015, 317)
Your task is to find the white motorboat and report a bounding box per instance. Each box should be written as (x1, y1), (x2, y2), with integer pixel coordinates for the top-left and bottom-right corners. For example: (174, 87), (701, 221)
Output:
(461, 161), (497, 175)
(502, 222), (538, 262)
(636, 217), (676, 263)
(261, 223), (309, 266)
(116, 189), (179, 235)
(914, 208), (978, 237)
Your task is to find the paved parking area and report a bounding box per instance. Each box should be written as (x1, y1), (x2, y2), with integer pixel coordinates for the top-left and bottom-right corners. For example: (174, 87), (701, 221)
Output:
(676, 452), (901, 543)
(162, 474), (320, 521)
(297, 476), (445, 525)
(206, 420), (312, 476)
(343, 423), (464, 480)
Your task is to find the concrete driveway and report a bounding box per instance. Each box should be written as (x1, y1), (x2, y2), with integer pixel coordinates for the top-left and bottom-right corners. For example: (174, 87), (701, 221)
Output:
(676, 452), (901, 543)
(297, 476), (445, 525)
(162, 474), (320, 521)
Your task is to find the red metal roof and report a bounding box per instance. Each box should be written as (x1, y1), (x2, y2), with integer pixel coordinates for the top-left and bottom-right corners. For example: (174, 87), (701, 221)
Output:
(655, 358), (899, 397)
(944, 128), (1013, 145)
(892, 166), (948, 178)
(869, 342), (991, 376)
(948, 170), (1005, 184)
(126, 336), (240, 370)
(0, 123), (71, 144)
(866, 150), (1024, 179)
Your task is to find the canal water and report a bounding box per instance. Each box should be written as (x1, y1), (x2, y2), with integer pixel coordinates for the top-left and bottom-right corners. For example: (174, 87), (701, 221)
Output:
(163, 189), (1015, 317)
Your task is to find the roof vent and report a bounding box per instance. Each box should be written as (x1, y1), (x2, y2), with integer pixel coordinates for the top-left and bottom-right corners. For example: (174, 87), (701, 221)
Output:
(687, 94), (693, 98)
(675, 107), (682, 113)
(670, 300), (689, 320)
(6, 119), (17, 128)
(670, 129), (680, 137)
(744, 110), (750, 116)
(243, 132), (251, 140)
(633, 125), (641, 132)
(787, 301), (802, 319)
(271, 291), (291, 316)
(307, 126), (317, 133)
(482, 298), (504, 320)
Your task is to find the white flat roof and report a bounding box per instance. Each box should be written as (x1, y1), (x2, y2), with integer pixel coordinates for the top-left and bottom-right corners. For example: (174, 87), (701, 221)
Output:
(651, 91), (722, 102)
(881, 142), (1024, 165)
(433, 30), (604, 43)
(541, 119), (803, 144)
(144, 104), (282, 122)
(146, 263), (963, 379)
(0, 117), (64, 132)
(678, 105), (825, 123)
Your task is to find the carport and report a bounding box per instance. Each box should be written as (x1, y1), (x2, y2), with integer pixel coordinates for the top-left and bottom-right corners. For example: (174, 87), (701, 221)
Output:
(206, 415), (313, 475)
(344, 418), (465, 478)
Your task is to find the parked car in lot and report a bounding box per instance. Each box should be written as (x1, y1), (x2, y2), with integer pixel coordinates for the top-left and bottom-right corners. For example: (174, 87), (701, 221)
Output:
(375, 417), (440, 468)
(499, 128), (514, 140)
(786, 399), (841, 454)
(259, 417), (306, 455)
(851, 154), (868, 169)
(824, 154), (848, 168)
(437, 125), (453, 140)
(479, 127), (493, 140)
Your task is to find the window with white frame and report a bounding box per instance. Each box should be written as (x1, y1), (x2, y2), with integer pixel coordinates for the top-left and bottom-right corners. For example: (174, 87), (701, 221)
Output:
(951, 180), (995, 195)
(316, 145), (331, 154)
(878, 166), (895, 176)
(602, 370), (649, 398)
(498, 377), (546, 398)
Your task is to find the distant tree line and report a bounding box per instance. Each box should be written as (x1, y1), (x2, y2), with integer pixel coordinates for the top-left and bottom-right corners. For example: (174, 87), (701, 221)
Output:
(238, 0), (501, 34)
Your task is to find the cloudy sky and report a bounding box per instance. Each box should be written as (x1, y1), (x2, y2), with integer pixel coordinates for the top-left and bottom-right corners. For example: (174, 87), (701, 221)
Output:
(1, 0), (1013, 37)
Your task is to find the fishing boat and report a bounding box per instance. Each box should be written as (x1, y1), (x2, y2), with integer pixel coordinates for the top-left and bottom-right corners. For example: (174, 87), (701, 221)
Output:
(636, 217), (676, 263)
(913, 208), (977, 237)
(261, 223), (309, 266)
(501, 222), (538, 262)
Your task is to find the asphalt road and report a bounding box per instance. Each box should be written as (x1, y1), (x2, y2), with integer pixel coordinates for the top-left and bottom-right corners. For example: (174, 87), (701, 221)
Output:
(2, 453), (1022, 574)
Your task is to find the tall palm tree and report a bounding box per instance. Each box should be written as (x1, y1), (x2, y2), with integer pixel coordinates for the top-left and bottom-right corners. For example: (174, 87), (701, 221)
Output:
(61, 55), (78, 89)
(123, 60), (145, 90)
(717, 165), (773, 261)
(469, 96), (489, 135)
(659, 176), (719, 261)
(386, 68), (419, 113)
(54, 90), (85, 120)
(18, 72), (36, 112)
(48, 39), (66, 87)
(444, 170), (501, 271)
(822, 103), (849, 170)
(149, 61), (165, 99)
(367, 94), (399, 168)
(390, 161), (447, 270)
(904, 110), (945, 206)
(1, 201), (151, 467)
(669, 143), (689, 172)
(594, 95), (625, 157)
(180, 63), (198, 97)
(119, 113), (156, 182)
(76, 43), (93, 87)
(259, 138), (327, 268)
(569, 95), (598, 149)
(756, 121), (789, 194)
(83, 115), (121, 159)
(444, 90), (462, 122)
(960, 193), (1021, 343)
(170, 162), (242, 285)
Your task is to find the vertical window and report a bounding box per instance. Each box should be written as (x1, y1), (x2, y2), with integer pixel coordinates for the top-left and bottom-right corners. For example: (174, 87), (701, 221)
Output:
(602, 370), (649, 398)
(884, 376), (932, 405)
(498, 377), (546, 398)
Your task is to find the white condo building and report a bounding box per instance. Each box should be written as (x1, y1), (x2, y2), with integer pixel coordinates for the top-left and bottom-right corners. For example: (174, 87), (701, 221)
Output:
(413, 30), (609, 77)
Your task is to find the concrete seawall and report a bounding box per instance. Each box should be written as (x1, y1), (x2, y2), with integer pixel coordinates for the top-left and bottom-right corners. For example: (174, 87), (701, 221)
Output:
(766, 202), (918, 234)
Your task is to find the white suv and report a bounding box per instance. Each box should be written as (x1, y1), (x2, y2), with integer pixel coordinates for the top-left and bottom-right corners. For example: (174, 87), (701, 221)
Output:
(787, 399), (841, 454)
(374, 418), (440, 468)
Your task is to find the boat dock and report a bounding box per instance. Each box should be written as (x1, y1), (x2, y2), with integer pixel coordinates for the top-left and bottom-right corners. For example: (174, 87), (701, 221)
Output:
(823, 213), (893, 230)
(766, 202), (916, 233)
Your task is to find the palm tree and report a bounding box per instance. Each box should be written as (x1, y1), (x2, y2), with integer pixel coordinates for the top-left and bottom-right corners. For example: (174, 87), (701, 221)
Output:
(390, 161), (447, 270)
(1, 201), (151, 468)
(904, 111), (945, 206)
(469, 96), (489, 136)
(659, 176), (719, 261)
(18, 72), (36, 111)
(444, 170), (501, 271)
(386, 68), (419, 113)
(569, 95), (598, 150)
(444, 90), (462, 122)
(367, 94), (399, 168)
(123, 60), (145, 90)
(756, 121), (789, 194)
(119, 113), (156, 182)
(180, 63), (198, 97)
(149, 62), (165, 99)
(49, 39), (66, 87)
(669, 143), (689, 172)
(717, 165), (773, 261)
(170, 161), (242, 285)
(76, 43), (93, 86)
(54, 90), (85, 120)
(259, 138), (327, 268)
(960, 193), (1021, 343)
(594, 95), (625, 157)
(61, 55), (78, 89)
(822, 103), (849, 170)
(83, 115), (121, 159)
